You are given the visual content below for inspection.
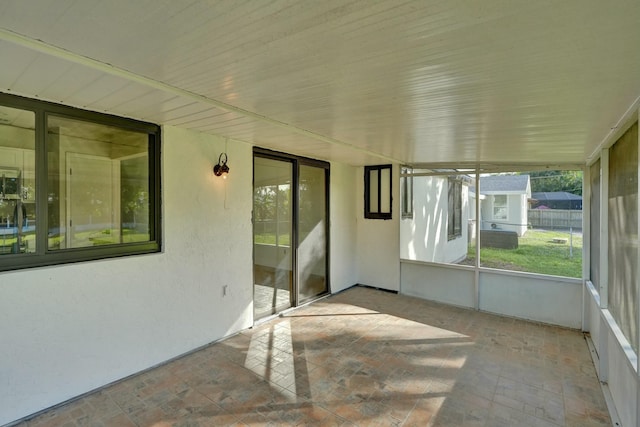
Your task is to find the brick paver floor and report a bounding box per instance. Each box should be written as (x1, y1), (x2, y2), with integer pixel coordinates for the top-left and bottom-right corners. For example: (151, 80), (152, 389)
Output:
(18, 286), (611, 426)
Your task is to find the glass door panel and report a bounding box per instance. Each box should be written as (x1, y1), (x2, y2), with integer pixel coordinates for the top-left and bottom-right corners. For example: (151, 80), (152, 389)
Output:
(253, 157), (293, 319)
(297, 164), (328, 302)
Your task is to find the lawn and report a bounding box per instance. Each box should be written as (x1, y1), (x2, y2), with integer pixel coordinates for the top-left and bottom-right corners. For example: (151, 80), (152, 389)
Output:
(465, 229), (582, 278)
(254, 233), (290, 246)
(1, 228), (149, 253)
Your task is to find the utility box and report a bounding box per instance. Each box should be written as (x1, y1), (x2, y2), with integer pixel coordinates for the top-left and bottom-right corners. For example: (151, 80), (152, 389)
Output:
(480, 230), (518, 249)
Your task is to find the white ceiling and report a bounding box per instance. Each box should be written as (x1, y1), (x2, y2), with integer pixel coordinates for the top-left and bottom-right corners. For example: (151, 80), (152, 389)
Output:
(0, 0), (638, 167)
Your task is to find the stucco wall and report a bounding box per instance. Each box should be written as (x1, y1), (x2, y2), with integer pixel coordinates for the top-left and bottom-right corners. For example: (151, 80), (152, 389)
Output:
(0, 126), (254, 425)
(356, 164), (400, 291)
(0, 126), (360, 425)
(400, 176), (469, 264)
(329, 162), (358, 293)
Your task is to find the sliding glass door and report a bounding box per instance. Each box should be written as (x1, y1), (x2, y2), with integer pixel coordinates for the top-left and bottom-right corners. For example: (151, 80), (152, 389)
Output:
(253, 150), (329, 319)
(297, 164), (327, 303)
(253, 156), (293, 318)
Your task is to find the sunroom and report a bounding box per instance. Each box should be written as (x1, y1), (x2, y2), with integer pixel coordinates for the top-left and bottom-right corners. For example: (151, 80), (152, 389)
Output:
(0, 1), (639, 426)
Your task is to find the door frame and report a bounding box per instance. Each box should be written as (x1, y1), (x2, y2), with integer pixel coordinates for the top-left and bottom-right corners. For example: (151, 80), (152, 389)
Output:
(253, 147), (331, 315)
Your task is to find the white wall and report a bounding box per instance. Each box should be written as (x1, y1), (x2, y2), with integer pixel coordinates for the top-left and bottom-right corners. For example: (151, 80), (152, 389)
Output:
(479, 270), (582, 328)
(254, 243), (289, 269)
(604, 322), (637, 427)
(400, 261), (582, 328)
(401, 261), (475, 307)
(329, 162), (358, 293)
(356, 164), (400, 291)
(400, 176), (469, 264)
(0, 126), (255, 425)
(0, 126), (362, 426)
(0, 127), (362, 425)
(585, 282), (602, 366)
(584, 282), (638, 427)
(515, 194), (528, 236)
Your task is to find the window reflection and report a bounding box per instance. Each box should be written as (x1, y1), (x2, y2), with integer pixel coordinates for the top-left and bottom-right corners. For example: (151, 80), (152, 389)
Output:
(0, 106), (36, 255)
(47, 116), (151, 250)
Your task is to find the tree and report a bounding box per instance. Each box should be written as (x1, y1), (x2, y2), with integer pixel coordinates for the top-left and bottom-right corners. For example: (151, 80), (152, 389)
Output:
(528, 170), (583, 196)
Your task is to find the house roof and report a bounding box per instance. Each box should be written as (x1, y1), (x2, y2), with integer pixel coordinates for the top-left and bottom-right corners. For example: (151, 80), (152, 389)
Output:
(531, 192), (582, 201)
(478, 175), (530, 194)
(0, 2), (638, 167)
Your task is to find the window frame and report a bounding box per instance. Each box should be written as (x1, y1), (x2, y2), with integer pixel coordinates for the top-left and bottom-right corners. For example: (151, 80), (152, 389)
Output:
(400, 166), (413, 219)
(0, 92), (161, 272)
(364, 164), (392, 220)
(447, 176), (462, 240)
(492, 194), (508, 220)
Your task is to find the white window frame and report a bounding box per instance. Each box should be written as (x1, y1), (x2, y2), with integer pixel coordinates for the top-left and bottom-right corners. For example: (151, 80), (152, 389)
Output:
(493, 194), (508, 220)
(401, 166), (413, 219)
(447, 177), (462, 240)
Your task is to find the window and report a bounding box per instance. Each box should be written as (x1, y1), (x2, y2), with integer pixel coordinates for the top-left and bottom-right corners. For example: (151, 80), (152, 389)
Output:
(608, 122), (638, 353)
(447, 177), (462, 240)
(364, 164), (392, 219)
(0, 105), (35, 256)
(401, 166), (413, 218)
(493, 194), (508, 219)
(0, 93), (160, 271)
(479, 170), (582, 277)
(401, 167), (583, 277)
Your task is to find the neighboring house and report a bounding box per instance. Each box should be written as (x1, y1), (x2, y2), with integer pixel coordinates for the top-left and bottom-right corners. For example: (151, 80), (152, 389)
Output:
(531, 191), (582, 210)
(477, 175), (531, 237)
(401, 173), (530, 264)
(400, 174), (470, 264)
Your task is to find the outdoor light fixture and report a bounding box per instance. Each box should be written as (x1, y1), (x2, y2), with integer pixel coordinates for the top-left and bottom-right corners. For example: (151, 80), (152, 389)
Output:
(213, 153), (230, 178)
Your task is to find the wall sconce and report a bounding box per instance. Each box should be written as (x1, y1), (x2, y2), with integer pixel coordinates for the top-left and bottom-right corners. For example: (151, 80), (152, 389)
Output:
(213, 153), (230, 178)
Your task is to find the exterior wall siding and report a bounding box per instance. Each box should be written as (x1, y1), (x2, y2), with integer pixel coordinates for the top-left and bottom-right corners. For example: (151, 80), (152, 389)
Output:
(400, 176), (469, 264)
(0, 126), (360, 426)
(356, 164), (400, 291)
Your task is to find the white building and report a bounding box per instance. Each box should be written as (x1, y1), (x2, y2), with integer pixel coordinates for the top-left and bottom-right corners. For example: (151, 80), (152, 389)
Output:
(478, 174), (531, 237)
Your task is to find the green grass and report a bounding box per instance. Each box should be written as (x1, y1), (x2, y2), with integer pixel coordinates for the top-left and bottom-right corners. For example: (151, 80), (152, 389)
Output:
(2, 229), (149, 252)
(466, 229), (582, 278)
(0, 233), (35, 254)
(254, 233), (290, 246)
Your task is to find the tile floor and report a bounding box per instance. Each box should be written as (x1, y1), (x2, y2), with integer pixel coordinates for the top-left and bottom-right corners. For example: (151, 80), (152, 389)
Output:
(17, 286), (611, 427)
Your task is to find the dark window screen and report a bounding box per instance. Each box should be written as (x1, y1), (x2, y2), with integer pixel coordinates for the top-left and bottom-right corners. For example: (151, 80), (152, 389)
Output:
(608, 122), (638, 353)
